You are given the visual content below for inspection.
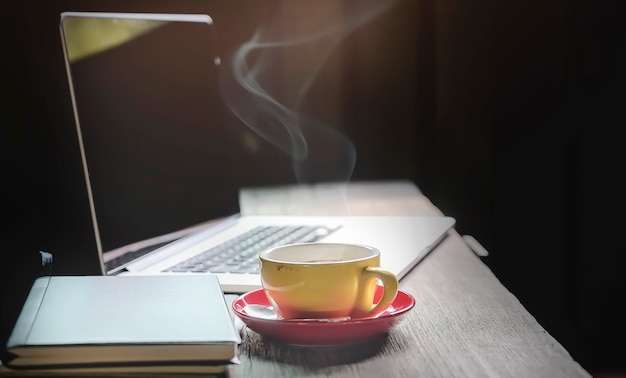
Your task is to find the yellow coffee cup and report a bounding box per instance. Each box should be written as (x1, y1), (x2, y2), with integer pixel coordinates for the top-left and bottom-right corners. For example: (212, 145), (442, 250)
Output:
(259, 243), (398, 320)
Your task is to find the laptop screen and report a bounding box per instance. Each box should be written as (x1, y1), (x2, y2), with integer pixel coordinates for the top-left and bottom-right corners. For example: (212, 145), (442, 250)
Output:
(60, 13), (294, 256)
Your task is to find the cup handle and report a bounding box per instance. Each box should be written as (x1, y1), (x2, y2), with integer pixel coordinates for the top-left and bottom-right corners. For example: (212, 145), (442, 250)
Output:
(353, 266), (398, 318)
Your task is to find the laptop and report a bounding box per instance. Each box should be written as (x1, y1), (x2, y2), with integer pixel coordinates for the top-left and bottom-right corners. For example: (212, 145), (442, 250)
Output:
(59, 11), (455, 293)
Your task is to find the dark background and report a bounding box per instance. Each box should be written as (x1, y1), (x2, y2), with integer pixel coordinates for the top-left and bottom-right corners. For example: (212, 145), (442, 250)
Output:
(1, 0), (625, 375)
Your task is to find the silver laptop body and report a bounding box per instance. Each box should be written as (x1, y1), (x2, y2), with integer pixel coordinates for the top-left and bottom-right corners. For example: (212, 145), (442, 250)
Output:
(59, 11), (455, 293)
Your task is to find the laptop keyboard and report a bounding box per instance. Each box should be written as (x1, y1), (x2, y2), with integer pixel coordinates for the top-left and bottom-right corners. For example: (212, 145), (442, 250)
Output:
(162, 225), (336, 274)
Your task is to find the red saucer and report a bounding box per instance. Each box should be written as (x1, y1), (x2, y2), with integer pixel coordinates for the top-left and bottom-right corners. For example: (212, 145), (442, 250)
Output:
(232, 286), (415, 346)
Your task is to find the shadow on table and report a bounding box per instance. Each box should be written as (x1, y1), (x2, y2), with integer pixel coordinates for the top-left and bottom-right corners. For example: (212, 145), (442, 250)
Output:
(239, 330), (396, 367)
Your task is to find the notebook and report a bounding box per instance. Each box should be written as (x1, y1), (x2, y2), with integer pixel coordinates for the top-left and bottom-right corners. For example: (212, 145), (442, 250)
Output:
(59, 11), (456, 293)
(3, 275), (238, 375)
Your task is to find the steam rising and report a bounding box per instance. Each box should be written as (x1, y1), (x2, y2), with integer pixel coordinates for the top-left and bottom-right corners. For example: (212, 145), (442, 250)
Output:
(220, 0), (400, 183)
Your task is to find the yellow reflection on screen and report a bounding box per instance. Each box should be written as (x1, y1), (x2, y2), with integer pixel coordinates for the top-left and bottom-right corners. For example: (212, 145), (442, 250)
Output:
(63, 17), (167, 62)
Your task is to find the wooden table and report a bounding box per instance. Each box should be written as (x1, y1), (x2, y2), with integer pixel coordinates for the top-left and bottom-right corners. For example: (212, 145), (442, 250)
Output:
(225, 181), (590, 377)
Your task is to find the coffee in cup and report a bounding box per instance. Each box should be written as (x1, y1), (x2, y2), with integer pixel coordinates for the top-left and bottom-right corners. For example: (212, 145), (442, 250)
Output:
(259, 243), (398, 320)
